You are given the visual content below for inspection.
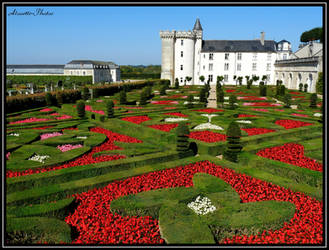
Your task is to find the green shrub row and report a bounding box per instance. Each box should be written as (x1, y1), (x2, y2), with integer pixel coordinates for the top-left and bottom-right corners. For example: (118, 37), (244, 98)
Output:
(6, 90), (81, 113)
(6, 150), (193, 197)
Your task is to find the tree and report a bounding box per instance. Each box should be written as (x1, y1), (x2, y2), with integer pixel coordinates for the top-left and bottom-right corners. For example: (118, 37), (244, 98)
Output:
(299, 83), (303, 92)
(309, 93), (318, 108)
(259, 82), (267, 96)
(106, 100), (114, 118)
(45, 93), (53, 106)
(186, 76), (192, 85)
(76, 100), (85, 118)
(223, 121), (242, 162)
(246, 79), (253, 89)
(56, 91), (64, 106)
(119, 90), (127, 104)
(280, 85), (286, 96)
(233, 75), (237, 85)
(300, 27), (323, 43)
(237, 76), (243, 86)
(176, 123), (190, 153)
(262, 75), (268, 84)
(252, 75), (259, 84)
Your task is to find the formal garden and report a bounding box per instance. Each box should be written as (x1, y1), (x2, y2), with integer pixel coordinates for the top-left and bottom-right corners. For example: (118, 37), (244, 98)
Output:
(5, 78), (324, 245)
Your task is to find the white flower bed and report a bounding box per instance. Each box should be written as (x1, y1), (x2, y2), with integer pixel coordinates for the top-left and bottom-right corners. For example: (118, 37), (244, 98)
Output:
(164, 118), (188, 122)
(183, 101), (198, 105)
(224, 102), (239, 105)
(193, 123), (223, 130)
(187, 196), (216, 215)
(28, 154), (50, 164)
(314, 113), (322, 117)
(224, 96), (229, 100)
(236, 120), (252, 124)
(76, 136), (88, 139)
(194, 96), (200, 100)
(9, 133), (20, 137)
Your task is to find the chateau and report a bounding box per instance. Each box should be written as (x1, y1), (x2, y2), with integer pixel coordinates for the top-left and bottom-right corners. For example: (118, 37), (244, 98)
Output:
(7, 60), (121, 84)
(160, 19), (322, 93)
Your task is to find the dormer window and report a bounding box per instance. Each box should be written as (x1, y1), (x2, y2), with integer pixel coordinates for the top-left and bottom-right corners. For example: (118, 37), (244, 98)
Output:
(181, 40), (184, 45)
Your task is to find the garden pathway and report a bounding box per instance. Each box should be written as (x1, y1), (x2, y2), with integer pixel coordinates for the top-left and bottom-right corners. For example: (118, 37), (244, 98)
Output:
(207, 85), (217, 108)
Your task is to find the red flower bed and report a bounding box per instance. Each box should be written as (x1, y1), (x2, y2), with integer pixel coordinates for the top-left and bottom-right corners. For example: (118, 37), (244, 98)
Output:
(275, 119), (313, 129)
(225, 89), (236, 93)
(40, 108), (53, 112)
(6, 127), (142, 178)
(165, 94), (187, 99)
(151, 100), (179, 105)
(164, 107), (176, 110)
(241, 128), (276, 136)
(9, 117), (51, 125)
(193, 108), (224, 113)
(291, 113), (309, 118)
(65, 160), (323, 244)
(292, 96), (305, 99)
(188, 131), (226, 143)
(252, 108), (269, 112)
(289, 91), (302, 95)
(31, 126), (54, 130)
(85, 105), (105, 115)
(163, 112), (188, 117)
(121, 115), (151, 124)
(148, 123), (179, 132)
(238, 114), (258, 118)
(256, 143), (322, 172)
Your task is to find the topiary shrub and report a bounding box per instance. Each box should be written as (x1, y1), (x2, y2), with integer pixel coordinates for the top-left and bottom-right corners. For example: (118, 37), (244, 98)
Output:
(45, 93), (53, 106)
(106, 100), (114, 118)
(187, 95), (194, 109)
(260, 85), (267, 96)
(228, 95), (237, 110)
(217, 88), (224, 108)
(176, 123), (190, 153)
(140, 90), (148, 106)
(99, 115), (106, 122)
(119, 90), (127, 105)
(55, 92), (64, 106)
(199, 87), (207, 103)
(76, 100), (85, 118)
(82, 87), (89, 101)
(160, 85), (167, 95)
(175, 78), (179, 89)
(91, 114), (95, 120)
(299, 83), (303, 92)
(309, 93), (317, 108)
(280, 85), (286, 96)
(223, 121), (242, 162)
(304, 83), (308, 92)
(283, 94), (292, 108)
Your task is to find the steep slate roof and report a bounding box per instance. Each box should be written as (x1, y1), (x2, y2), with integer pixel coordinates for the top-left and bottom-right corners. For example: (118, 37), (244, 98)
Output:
(201, 40), (277, 53)
(193, 18), (203, 31)
(277, 39), (291, 44)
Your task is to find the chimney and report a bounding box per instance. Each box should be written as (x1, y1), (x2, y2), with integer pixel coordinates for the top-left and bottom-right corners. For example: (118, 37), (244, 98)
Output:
(260, 31), (265, 46)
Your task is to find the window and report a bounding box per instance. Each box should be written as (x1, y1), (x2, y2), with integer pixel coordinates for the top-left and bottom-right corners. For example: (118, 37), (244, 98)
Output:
(266, 63), (271, 71)
(283, 54), (287, 60)
(267, 74), (271, 82)
(267, 53), (272, 61)
(209, 63), (213, 71)
(237, 63), (241, 71)
(209, 53), (214, 60)
(181, 51), (183, 57)
(180, 65), (183, 71)
(181, 40), (184, 45)
(208, 75), (213, 82)
(203, 54), (205, 58)
(253, 53), (257, 61)
(237, 53), (242, 60)
(180, 77), (183, 83)
(252, 63), (257, 71)
(224, 75), (228, 82)
(203, 65), (205, 70)
(224, 63), (229, 71)
(83, 71), (86, 75)
(225, 53), (229, 60)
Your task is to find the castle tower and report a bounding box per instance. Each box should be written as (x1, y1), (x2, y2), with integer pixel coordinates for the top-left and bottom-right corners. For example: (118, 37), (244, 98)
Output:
(160, 30), (176, 85)
(160, 19), (203, 86)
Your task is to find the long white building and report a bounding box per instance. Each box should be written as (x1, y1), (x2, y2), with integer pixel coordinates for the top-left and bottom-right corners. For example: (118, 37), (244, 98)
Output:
(160, 19), (294, 87)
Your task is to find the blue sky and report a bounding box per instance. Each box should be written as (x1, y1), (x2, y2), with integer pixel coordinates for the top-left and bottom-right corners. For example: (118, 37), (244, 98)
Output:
(6, 5), (323, 65)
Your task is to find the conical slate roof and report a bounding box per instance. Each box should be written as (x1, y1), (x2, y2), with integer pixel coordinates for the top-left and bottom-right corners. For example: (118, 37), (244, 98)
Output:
(193, 18), (203, 31)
